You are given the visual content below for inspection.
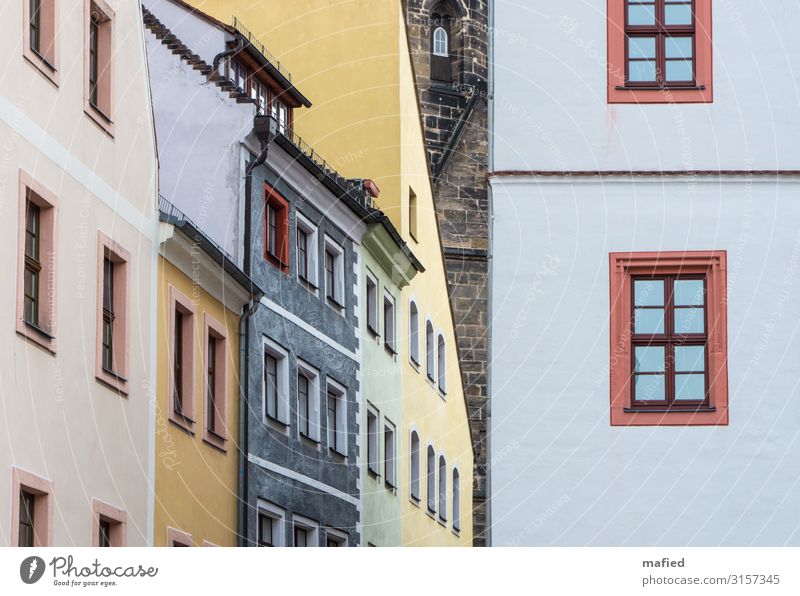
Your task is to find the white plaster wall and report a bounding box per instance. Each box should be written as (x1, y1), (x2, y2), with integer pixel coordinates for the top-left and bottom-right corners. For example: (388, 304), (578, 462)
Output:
(490, 177), (800, 546)
(492, 1), (800, 171)
(145, 25), (254, 259)
(143, 0), (229, 66)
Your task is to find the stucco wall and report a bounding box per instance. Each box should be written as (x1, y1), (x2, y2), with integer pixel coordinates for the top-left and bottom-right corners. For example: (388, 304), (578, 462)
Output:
(490, 177), (800, 546)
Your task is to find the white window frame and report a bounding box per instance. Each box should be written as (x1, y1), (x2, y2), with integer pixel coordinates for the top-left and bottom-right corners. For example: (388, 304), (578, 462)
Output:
(292, 514), (319, 547)
(410, 430), (421, 505)
(433, 26), (449, 57)
(383, 291), (396, 354)
(426, 444), (436, 515)
(384, 418), (396, 489)
(296, 211), (319, 292)
(452, 467), (461, 534)
(366, 270), (379, 335)
(438, 454), (447, 523)
(263, 337), (290, 425)
(296, 359), (321, 442)
(409, 300), (420, 367)
(437, 331), (447, 395)
(325, 527), (348, 547)
(425, 319), (435, 383)
(367, 403), (380, 476)
(324, 235), (345, 313)
(257, 500), (286, 547)
(326, 377), (348, 457)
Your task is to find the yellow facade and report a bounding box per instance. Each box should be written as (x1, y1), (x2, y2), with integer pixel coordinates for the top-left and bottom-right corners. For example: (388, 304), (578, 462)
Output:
(193, 0), (474, 546)
(154, 256), (241, 547)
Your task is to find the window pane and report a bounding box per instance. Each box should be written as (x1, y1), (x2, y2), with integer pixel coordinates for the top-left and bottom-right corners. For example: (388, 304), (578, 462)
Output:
(664, 3), (692, 25)
(628, 3), (656, 25)
(628, 60), (656, 82)
(634, 308), (664, 334)
(675, 307), (704, 333)
(665, 37), (693, 59)
(634, 346), (665, 372)
(628, 37), (656, 59)
(635, 374), (665, 401)
(675, 374), (705, 400)
(634, 280), (664, 306)
(666, 60), (694, 82)
(675, 346), (705, 372)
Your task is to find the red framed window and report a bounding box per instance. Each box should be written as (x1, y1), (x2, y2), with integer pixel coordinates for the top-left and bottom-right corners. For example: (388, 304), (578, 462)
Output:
(264, 184), (289, 272)
(609, 251), (728, 426)
(607, 0), (712, 103)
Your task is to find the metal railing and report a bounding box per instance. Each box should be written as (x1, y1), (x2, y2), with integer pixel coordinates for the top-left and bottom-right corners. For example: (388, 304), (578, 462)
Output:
(158, 195), (234, 262)
(231, 15), (292, 83)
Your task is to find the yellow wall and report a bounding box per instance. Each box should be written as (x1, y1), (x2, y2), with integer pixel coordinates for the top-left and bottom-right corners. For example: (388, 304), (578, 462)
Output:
(191, 0), (473, 545)
(155, 257), (240, 547)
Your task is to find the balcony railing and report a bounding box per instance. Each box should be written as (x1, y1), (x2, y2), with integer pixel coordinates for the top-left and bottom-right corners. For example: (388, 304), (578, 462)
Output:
(231, 15), (291, 83)
(158, 195), (234, 262)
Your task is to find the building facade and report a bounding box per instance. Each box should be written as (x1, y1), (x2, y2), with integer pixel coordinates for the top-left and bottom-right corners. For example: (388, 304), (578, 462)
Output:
(0, 0), (159, 546)
(490, 0), (800, 545)
(405, 0), (491, 546)
(191, 0), (476, 546)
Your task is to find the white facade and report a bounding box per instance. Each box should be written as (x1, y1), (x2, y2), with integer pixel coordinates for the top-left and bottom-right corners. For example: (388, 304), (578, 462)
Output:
(490, 1), (800, 546)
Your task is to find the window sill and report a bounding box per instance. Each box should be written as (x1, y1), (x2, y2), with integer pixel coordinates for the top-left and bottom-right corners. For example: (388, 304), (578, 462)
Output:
(438, 388), (447, 401)
(95, 369), (129, 397)
(615, 84), (706, 92)
(368, 469), (381, 480)
(410, 496), (421, 508)
(384, 344), (397, 358)
(265, 252), (289, 273)
(24, 320), (55, 340)
(409, 356), (420, 371)
(426, 508), (437, 520)
(328, 447), (347, 460)
(438, 517), (448, 527)
(203, 428), (228, 452)
(265, 413), (289, 428)
(298, 275), (318, 292)
(84, 101), (115, 138)
(367, 325), (380, 340)
(623, 406), (716, 414)
(169, 413), (196, 436)
(384, 481), (397, 493)
(299, 431), (320, 447)
(23, 48), (59, 87)
(326, 296), (345, 311)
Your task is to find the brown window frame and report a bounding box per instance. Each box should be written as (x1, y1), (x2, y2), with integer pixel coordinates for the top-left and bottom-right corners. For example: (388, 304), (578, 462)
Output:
(101, 256), (114, 372)
(624, 0), (696, 88)
(23, 199), (42, 328)
(630, 274), (710, 411)
(263, 185), (289, 272)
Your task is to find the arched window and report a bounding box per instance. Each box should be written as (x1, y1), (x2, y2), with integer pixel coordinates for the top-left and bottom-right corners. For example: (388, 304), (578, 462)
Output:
(410, 431), (420, 502)
(433, 26), (449, 57)
(426, 321), (435, 382)
(426, 445), (436, 513)
(409, 301), (420, 365)
(438, 455), (447, 521)
(437, 333), (446, 393)
(452, 468), (461, 532)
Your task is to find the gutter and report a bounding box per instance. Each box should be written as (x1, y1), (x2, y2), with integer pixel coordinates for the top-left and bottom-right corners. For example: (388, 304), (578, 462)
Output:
(485, 0), (495, 548)
(212, 37), (243, 73)
(237, 295), (260, 546)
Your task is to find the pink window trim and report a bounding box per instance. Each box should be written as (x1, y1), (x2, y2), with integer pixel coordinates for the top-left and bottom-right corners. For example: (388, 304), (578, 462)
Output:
(91, 498), (127, 546)
(83, 0), (115, 136)
(166, 526), (193, 547)
(95, 231), (130, 396)
(168, 285), (197, 433)
(16, 170), (59, 354)
(607, 0), (713, 104)
(10, 467), (54, 547)
(23, 0), (60, 86)
(609, 251), (728, 426)
(202, 312), (229, 450)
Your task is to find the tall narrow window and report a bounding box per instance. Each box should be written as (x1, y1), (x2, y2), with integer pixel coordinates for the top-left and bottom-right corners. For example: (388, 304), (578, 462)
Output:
(101, 257), (114, 371)
(438, 455), (447, 521)
(18, 490), (36, 547)
(265, 354), (278, 420)
(205, 314), (232, 447)
(408, 188), (418, 240)
(257, 502), (285, 547)
(168, 286), (195, 427)
(89, 14), (99, 105)
(92, 499), (126, 547)
(430, 8), (453, 82)
(251, 78), (269, 115)
(327, 388), (339, 452)
(437, 333), (447, 394)
(426, 321), (435, 382)
(258, 512), (275, 547)
(327, 381), (346, 456)
(296, 214), (318, 289)
(383, 293), (396, 354)
(409, 301), (420, 365)
(297, 228), (308, 280)
(173, 307), (184, 416)
(98, 519), (111, 547)
(266, 203), (277, 257)
(24, 0), (58, 83)
(384, 421), (396, 489)
(367, 406), (379, 476)
(292, 517), (318, 547)
(206, 335), (216, 431)
(30, 0), (42, 58)
(452, 469), (461, 532)
(264, 186), (289, 272)
(12, 468), (52, 547)
(294, 526), (308, 547)
(433, 27), (448, 57)
(426, 446), (436, 514)
(23, 200), (41, 327)
(298, 372), (310, 437)
(366, 274), (378, 335)
(97, 233), (130, 394)
(324, 238), (345, 310)
(410, 431), (420, 502)
(230, 59), (249, 92)
(85, 1), (113, 129)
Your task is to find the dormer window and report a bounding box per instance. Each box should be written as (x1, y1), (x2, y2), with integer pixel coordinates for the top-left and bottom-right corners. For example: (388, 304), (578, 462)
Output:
(433, 27), (449, 57)
(227, 54), (293, 133)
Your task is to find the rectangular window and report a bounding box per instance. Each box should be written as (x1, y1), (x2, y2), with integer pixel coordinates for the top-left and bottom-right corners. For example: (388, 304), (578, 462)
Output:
(258, 513), (274, 546)
(608, 0), (712, 103)
(12, 468), (52, 547)
(294, 526), (308, 547)
(296, 212), (319, 289)
(84, 0), (114, 133)
(230, 59), (249, 92)
(408, 188), (418, 241)
(325, 529), (347, 547)
(203, 314), (228, 448)
(383, 293), (396, 354)
(264, 185), (289, 272)
(609, 251), (728, 426)
(24, 0), (58, 84)
(296, 360), (321, 441)
(367, 405), (379, 476)
(324, 237), (345, 311)
(263, 338), (289, 425)
(384, 420), (396, 489)
(167, 527), (193, 547)
(292, 516), (318, 547)
(17, 173), (57, 353)
(96, 232), (129, 394)
(92, 499), (126, 547)
(257, 501), (285, 547)
(251, 78), (269, 115)
(168, 286), (196, 428)
(326, 380), (347, 456)
(366, 273), (378, 335)
(298, 372), (310, 437)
